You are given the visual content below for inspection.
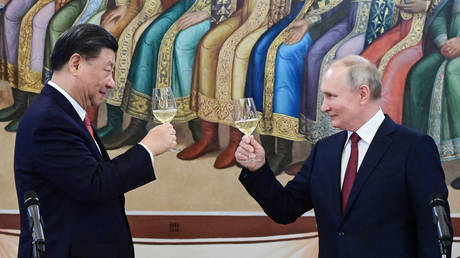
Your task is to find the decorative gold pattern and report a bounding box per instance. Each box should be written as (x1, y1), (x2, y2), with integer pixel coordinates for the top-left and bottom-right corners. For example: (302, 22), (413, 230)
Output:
(261, 0), (344, 140)
(303, 0), (342, 17)
(175, 96), (196, 122)
(211, 0), (237, 24)
(268, 0), (288, 27)
(0, 58), (7, 82)
(260, 0), (315, 138)
(428, 0), (442, 16)
(155, 0), (211, 121)
(105, 0), (162, 106)
(390, 0), (400, 26)
(213, 0), (270, 122)
(198, 0), (290, 127)
(257, 112), (309, 141)
(427, 60), (446, 147)
(122, 80), (198, 122)
(156, 0), (211, 90)
(191, 90), (235, 125)
(121, 81), (153, 120)
(17, 0), (53, 94)
(394, 0), (413, 21)
(378, 12), (426, 73)
(6, 63), (17, 87)
(115, 0), (131, 5)
(197, 0), (270, 125)
(302, 0), (372, 143)
(426, 60), (459, 161)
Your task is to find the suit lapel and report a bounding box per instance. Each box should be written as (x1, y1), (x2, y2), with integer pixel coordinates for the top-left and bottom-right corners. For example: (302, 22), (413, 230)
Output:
(342, 116), (395, 216)
(94, 129), (110, 161)
(330, 131), (348, 217)
(42, 84), (104, 160)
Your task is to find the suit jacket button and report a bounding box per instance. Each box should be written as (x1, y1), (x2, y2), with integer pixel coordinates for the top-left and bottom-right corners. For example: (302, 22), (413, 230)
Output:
(338, 231), (345, 237)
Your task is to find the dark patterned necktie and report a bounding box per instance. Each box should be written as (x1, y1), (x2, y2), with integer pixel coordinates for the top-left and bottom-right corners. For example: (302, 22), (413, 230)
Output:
(342, 132), (361, 214)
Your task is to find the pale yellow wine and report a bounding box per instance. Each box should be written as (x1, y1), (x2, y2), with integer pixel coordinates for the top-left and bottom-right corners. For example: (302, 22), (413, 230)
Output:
(235, 118), (259, 136)
(152, 109), (177, 123)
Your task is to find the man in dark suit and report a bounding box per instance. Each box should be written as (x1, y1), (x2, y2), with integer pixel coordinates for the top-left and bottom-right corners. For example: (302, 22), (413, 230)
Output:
(235, 55), (452, 257)
(14, 24), (177, 257)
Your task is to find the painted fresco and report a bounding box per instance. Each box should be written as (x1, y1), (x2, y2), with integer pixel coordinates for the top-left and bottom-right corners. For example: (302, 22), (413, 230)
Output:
(0, 0), (458, 177)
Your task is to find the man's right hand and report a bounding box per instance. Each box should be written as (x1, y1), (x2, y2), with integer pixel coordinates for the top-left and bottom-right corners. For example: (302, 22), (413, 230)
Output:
(235, 135), (266, 171)
(140, 123), (177, 156)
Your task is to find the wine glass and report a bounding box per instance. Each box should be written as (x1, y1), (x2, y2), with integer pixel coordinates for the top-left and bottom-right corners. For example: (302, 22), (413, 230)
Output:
(234, 98), (259, 161)
(152, 87), (180, 152)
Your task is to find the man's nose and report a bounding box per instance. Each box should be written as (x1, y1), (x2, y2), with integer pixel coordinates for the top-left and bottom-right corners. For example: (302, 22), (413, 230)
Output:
(320, 100), (328, 112)
(107, 76), (115, 89)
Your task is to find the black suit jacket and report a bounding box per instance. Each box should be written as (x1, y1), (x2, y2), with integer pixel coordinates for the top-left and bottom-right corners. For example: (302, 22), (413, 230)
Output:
(240, 116), (452, 258)
(14, 84), (155, 258)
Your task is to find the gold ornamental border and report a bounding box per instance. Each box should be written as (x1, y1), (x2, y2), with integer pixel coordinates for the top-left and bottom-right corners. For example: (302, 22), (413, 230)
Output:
(378, 12), (426, 73)
(17, 0), (53, 94)
(156, 0), (212, 90)
(106, 0), (162, 106)
(303, 0), (372, 143)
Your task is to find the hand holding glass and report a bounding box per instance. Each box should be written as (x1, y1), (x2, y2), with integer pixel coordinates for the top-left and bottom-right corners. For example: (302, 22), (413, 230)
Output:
(234, 98), (259, 161)
(152, 87), (180, 152)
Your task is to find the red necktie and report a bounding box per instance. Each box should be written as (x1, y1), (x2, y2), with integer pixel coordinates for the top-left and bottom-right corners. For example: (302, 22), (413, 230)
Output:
(342, 132), (361, 214)
(84, 115), (95, 141)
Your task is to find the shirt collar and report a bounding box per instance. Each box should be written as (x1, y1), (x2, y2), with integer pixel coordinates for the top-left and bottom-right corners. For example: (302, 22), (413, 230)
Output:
(48, 80), (86, 121)
(347, 108), (385, 144)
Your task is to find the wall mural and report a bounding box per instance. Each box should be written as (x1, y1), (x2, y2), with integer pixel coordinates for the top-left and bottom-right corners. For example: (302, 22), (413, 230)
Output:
(0, 0), (458, 177)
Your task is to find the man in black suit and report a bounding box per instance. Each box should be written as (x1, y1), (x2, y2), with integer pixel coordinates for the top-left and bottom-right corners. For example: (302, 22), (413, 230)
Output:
(235, 55), (453, 257)
(14, 24), (177, 257)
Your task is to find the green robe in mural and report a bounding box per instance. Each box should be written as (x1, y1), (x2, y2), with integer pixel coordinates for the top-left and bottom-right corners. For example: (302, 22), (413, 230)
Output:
(42, 0), (107, 81)
(120, 0), (199, 121)
(403, 0), (460, 160)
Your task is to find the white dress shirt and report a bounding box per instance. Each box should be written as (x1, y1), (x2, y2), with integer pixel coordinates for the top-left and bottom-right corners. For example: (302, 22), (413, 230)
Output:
(47, 81), (154, 165)
(340, 108), (385, 188)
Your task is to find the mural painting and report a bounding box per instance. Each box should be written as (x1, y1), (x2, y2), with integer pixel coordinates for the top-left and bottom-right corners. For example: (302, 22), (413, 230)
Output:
(0, 0), (458, 201)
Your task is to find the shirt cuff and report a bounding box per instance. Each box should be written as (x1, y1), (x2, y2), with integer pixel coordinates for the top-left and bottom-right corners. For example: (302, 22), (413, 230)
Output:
(138, 143), (154, 166)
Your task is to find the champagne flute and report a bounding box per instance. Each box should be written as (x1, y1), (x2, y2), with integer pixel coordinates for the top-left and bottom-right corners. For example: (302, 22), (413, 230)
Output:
(234, 98), (259, 161)
(152, 87), (180, 152)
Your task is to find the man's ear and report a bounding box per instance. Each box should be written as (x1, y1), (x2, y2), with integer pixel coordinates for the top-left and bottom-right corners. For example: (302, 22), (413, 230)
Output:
(358, 84), (371, 104)
(68, 53), (83, 75)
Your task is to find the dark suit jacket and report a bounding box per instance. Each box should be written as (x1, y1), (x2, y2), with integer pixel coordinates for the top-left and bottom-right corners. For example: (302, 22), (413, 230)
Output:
(14, 84), (155, 258)
(240, 116), (452, 258)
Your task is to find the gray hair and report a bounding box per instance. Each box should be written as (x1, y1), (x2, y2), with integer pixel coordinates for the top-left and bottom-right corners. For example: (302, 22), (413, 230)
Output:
(331, 55), (382, 100)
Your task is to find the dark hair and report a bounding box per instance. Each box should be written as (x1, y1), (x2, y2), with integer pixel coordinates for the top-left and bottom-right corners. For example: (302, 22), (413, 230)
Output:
(50, 24), (118, 71)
